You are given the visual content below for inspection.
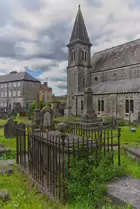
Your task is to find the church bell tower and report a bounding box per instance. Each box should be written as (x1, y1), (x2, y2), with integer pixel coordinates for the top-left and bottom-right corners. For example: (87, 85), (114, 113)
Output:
(67, 5), (92, 113)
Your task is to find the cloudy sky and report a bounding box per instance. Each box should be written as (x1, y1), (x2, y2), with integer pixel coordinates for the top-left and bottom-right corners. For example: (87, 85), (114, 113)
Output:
(1, 0), (140, 95)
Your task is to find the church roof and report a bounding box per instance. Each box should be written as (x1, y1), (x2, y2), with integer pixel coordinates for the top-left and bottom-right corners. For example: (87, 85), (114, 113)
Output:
(68, 5), (91, 46)
(90, 78), (140, 94)
(92, 38), (140, 72)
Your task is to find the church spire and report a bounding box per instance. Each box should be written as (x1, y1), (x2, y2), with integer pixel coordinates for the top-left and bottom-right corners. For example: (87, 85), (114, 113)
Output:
(68, 5), (92, 46)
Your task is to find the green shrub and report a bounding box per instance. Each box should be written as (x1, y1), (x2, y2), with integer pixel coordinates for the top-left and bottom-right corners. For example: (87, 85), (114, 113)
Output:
(67, 149), (125, 209)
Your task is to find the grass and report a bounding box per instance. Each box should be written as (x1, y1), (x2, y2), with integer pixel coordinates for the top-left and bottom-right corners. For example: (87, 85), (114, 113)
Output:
(0, 166), (67, 209)
(0, 121), (139, 209)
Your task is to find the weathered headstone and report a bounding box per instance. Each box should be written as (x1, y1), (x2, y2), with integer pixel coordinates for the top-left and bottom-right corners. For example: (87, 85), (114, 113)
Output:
(4, 117), (16, 138)
(129, 111), (134, 123)
(81, 87), (97, 123)
(40, 107), (53, 130)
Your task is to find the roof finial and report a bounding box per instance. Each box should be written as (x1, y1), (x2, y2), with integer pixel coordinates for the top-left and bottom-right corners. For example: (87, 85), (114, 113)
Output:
(78, 4), (80, 9)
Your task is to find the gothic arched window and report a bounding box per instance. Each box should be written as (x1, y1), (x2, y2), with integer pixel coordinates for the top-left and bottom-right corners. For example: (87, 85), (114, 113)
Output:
(81, 100), (83, 111)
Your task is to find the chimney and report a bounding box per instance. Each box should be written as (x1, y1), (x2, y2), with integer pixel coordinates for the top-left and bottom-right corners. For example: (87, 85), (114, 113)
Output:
(44, 82), (48, 87)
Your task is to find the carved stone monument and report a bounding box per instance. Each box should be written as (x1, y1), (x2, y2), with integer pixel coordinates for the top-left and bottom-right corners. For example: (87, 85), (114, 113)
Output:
(81, 87), (97, 123)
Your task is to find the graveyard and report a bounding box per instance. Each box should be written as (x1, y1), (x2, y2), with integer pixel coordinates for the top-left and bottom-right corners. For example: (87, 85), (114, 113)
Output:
(0, 89), (139, 209)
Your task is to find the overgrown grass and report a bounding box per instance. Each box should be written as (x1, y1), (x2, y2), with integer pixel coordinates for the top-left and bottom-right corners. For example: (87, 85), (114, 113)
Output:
(0, 128), (16, 151)
(0, 166), (67, 209)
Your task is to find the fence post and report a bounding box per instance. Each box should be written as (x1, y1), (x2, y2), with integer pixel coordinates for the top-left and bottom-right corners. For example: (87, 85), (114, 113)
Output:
(118, 127), (121, 165)
(16, 126), (19, 164)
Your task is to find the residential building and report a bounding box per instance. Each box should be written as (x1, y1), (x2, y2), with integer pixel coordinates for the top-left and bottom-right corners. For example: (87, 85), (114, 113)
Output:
(0, 71), (40, 112)
(39, 82), (52, 104)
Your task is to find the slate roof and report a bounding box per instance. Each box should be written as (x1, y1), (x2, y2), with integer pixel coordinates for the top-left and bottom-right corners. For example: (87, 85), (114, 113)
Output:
(68, 5), (91, 46)
(0, 71), (40, 83)
(90, 78), (140, 94)
(92, 38), (140, 72)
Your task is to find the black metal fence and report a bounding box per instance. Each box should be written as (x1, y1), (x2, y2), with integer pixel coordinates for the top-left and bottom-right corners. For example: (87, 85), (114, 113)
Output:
(16, 124), (121, 202)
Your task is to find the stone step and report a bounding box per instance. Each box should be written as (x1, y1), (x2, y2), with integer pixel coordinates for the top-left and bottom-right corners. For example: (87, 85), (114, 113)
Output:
(0, 190), (10, 202)
(0, 144), (11, 156)
(0, 159), (15, 175)
(124, 146), (140, 162)
(107, 177), (140, 209)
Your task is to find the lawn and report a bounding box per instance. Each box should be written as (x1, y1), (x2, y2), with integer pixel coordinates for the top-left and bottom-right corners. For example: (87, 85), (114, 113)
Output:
(0, 167), (67, 209)
(0, 121), (139, 209)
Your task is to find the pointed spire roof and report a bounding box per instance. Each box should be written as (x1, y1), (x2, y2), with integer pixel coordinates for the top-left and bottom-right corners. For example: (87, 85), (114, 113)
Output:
(68, 5), (92, 46)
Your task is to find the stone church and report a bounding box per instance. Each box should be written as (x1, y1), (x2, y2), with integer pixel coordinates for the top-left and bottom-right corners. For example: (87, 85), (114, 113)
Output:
(67, 5), (140, 121)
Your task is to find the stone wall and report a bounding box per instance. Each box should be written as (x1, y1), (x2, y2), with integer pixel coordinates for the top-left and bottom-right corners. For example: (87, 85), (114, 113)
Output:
(22, 81), (40, 106)
(90, 63), (140, 85)
(71, 93), (140, 121)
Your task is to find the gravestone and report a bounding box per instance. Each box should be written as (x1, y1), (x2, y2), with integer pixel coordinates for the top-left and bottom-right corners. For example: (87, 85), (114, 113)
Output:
(81, 87), (97, 123)
(4, 117), (16, 138)
(137, 111), (140, 123)
(129, 111), (134, 123)
(40, 107), (53, 130)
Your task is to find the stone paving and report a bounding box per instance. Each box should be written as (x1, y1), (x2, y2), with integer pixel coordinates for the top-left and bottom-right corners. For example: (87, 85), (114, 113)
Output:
(107, 177), (140, 209)
(125, 146), (140, 162)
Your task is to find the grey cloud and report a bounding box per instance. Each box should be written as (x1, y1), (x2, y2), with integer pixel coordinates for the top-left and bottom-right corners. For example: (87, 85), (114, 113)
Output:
(0, 38), (17, 58)
(21, 0), (40, 11)
(56, 82), (67, 89)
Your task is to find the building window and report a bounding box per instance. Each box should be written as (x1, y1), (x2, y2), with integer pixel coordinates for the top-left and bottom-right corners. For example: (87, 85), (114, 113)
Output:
(98, 99), (104, 112)
(1, 92), (4, 97)
(125, 99), (134, 113)
(5, 83), (7, 88)
(81, 100), (83, 111)
(5, 91), (7, 97)
(71, 50), (75, 62)
(94, 77), (98, 81)
(101, 100), (104, 111)
(98, 100), (100, 111)
(9, 90), (12, 97)
(13, 82), (16, 87)
(9, 83), (11, 87)
(17, 82), (20, 87)
(1, 103), (3, 107)
(130, 99), (134, 113)
(13, 91), (16, 97)
(85, 51), (87, 61)
(17, 90), (20, 97)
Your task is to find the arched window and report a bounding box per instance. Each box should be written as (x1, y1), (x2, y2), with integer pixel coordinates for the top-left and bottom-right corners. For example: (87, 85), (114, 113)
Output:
(125, 99), (129, 113)
(94, 77), (98, 81)
(81, 50), (87, 61)
(85, 51), (87, 61)
(98, 99), (104, 112)
(101, 100), (104, 111)
(71, 50), (75, 62)
(81, 100), (83, 111)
